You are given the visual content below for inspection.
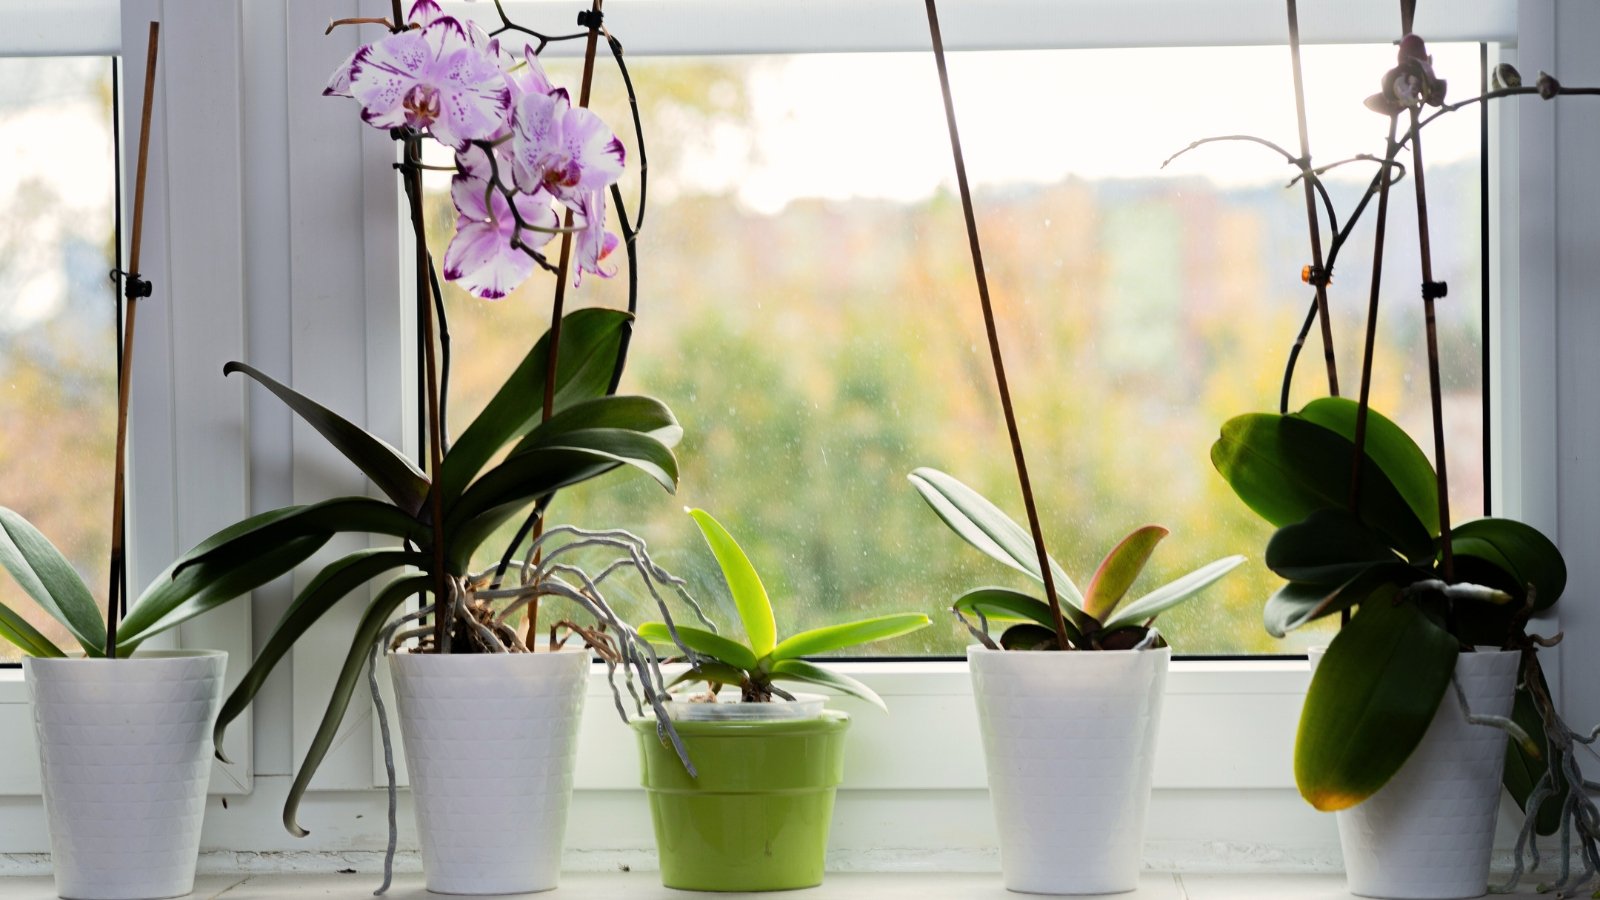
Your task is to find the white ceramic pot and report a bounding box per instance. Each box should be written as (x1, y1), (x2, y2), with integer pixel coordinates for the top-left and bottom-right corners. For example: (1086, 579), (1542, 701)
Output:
(24, 650), (226, 900)
(1309, 647), (1520, 900)
(391, 647), (588, 895)
(969, 644), (1170, 895)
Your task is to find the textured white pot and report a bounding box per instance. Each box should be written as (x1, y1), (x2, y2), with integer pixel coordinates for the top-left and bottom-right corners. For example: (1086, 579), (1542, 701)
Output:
(24, 650), (226, 900)
(1309, 647), (1520, 900)
(391, 647), (588, 895)
(969, 644), (1170, 895)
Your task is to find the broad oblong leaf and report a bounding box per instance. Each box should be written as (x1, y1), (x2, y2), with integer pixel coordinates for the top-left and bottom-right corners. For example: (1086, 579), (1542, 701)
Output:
(770, 658), (886, 712)
(513, 395), (682, 453)
(1211, 413), (1433, 562)
(438, 308), (630, 507)
(283, 574), (427, 837)
(1296, 398), (1440, 536)
(1261, 562), (1419, 638)
(167, 498), (427, 582)
(1082, 525), (1168, 621)
(1265, 508), (1401, 584)
(1295, 594), (1458, 811)
(225, 362), (429, 515)
(1450, 517), (1566, 610)
(688, 509), (777, 658)
(1503, 676), (1562, 836)
(952, 586), (1083, 648)
(0, 507), (106, 655)
(907, 468), (1087, 623)
(1103, 555), (1246, 631)
(214, 548), (424, 761)
(770, 613), (931, 661)
(638, 621), (758, 672)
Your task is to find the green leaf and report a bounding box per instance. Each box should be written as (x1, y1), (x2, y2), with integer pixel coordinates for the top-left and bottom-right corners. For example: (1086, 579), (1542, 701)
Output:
(1082, 525), (1168, 621)
(688, 509), (777, 658)
(283, 574), (426, 837)
(0, 597), (66, 657)
(512, 395), (682, 454)
(771, 613), (931, 661)
(666, 661), (749, 690)
(952, 587), (1082, 648)
(1503, 675), (1562, 837)
(1103, 555), (1246, 631)
(638, 621), (758, 671)
(1211, 413), (1434, 562)
(225, 362), (429, 516)
(120, 534), (329, 650)
(769, 658), (886, 712)
(0, 507), (106, 655)
(907, 468), (1087, 624)
(1296, 398), (1440, 536)
(213, 548), (424, 761)
(1450, 518), (1566, 610)
(167, 498), (427, 582)
(1295, 594), (1458, 811)
(998, 623), (1059, 651)
(1265, 508), (1401, 584)
(1261, 563), (1417, 638)
(437, 308), (630, 507)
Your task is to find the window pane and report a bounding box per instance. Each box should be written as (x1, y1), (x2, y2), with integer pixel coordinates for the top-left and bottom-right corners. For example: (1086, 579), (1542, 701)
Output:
(0, 58), (116, 661)
(425, 43), (1484, 656)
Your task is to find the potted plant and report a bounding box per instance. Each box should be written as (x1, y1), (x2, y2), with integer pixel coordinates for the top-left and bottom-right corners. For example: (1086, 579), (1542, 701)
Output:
(1187, 9), (1597, 896)
(907, 468), (1242, 894)
(632, 507), (931, 892)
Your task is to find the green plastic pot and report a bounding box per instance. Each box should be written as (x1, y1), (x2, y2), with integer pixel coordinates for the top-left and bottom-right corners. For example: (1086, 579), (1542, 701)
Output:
(632, 710), (851, 892)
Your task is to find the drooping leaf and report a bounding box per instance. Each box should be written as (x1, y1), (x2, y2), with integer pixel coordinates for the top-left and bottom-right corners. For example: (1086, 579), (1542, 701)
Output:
(0, 507), (106, 655)
(225, 362), (429, 515)
(1211, 413), (1434, 562)
(907, 468), (1087, 624)
(1082, 525), (1168, 621)
(512, 395), (682, 454)
(1265, 508), (1402, 584)
(0, 597), (66, 658)
(167, 498), (427, 582)
(1295, 398), (1440, 536)
(437, 308), (630, 507)
(1261, 562), (1420, 638)
(952, 586), (1082, 648)
(1102, 555), (1246, 632)
(213, 548), (424, 761)
(666, 661), (749, 690)
(998, 623), (1058, 651)
(1295, 593), (1458, 811)
(283, 574), (427, 837)
(769, 658), (886, 712)
(638, 621), (758, 672)
(688, 509), (777, 658)
(1503, 674), (1563, 836)
(770, 613), (931, 661)
(1450, 517), (1566, 610)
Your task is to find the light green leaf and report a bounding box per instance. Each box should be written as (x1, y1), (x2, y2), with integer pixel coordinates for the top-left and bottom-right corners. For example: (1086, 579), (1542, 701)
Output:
(666, 661), (748, 690)
(0, 597), (66, 658)
(688, 509), (777, 658)
(770, 658), (886, 712)
(771, 613), (931, 661)
(1082, 525), (1168, 621)
(1103, 555), (1245, 631)
(1295, 593), (1457, 811)
(639, 621), (758, 671)
(0, 507), (105, 655)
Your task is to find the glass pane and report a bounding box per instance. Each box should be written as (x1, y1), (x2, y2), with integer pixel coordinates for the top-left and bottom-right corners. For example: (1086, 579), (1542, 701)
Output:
(424, 43), (1484, 656)
(0, 58), (117, 661)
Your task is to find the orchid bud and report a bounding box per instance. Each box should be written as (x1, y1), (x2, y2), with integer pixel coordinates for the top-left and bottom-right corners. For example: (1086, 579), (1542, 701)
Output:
(1493, 63), (1523, 90)
(1398, 33), (1428, 64)
(1538, 71), (1562, 100)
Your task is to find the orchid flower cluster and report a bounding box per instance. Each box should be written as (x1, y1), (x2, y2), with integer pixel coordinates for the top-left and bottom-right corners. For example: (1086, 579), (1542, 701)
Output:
(326, 0), (624, 298)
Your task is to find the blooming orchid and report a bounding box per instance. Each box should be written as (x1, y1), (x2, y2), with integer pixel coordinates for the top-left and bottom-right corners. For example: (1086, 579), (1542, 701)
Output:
(443, 148), (560, 300)
(326, 3), (510, 150)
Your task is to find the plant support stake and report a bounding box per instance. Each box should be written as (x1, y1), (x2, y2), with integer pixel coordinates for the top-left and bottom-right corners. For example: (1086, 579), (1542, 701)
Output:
(922, 0), (1070, 650)
(1285, 0), (1340, 398)
(105, 22), (161, 660)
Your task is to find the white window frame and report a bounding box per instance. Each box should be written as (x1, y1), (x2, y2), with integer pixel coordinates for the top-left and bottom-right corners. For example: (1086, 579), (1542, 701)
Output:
(7, 0), (1597, 870)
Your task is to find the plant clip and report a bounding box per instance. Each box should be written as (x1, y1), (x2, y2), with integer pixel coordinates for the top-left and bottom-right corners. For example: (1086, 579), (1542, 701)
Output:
(110, 268), (153, 300)
(1301, 265), (1331, 287)
(577, 9), (603, 28)
(1422, 280), (1448, 301)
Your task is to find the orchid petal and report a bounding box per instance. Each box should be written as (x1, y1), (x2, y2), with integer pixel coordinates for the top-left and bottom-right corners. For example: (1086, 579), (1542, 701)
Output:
(407, 0), (444, 27)
(324, 48), (359, 98)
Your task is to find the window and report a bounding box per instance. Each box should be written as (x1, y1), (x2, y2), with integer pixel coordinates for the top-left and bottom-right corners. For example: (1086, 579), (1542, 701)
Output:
(425, 42), (1488, 655)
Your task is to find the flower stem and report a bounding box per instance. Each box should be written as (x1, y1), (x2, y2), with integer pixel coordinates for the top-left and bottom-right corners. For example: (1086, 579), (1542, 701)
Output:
(1406, 107), (1455, 582)
(1285, 0), (1339, 397)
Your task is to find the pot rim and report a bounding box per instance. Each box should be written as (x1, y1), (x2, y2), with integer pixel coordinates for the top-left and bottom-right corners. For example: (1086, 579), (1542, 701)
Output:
(967, 643), (1173, 659)
(630, 707), (850, 735)
(23, 648), (226, 665)
(387, 644), (590, 660)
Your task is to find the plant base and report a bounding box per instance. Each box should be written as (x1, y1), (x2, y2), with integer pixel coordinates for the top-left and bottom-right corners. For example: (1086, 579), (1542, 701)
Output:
(25, 650), (227, 900)
(632, 710), (850, 892)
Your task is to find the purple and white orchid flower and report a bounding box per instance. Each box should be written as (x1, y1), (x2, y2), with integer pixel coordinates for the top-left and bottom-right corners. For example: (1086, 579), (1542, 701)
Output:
(326, 3), (510, 150)
(443, 147), (560, 300)
(509, 86), (625, 285)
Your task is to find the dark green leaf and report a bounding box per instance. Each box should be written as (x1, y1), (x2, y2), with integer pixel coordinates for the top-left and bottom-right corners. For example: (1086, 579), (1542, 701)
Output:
(1265, 508), (1401, 584)
(687, 509), (776, 658)
(1451, 517), (1566, 610)
(1296, 398), (1440, 536)
(513, 395), (682, 453)
(437, 308), (630, 507)
(1103, 555), (1246, 631)
(771, 613), (931, 661)
(225, 362), (428, 515)
(1503, 674), (1562, 836)
(638, 621), (758, 671)
(769, 658), (886, 712)
(213, 548), (424, 761)
(0, 507), (105, 655)
(1295, 593), (1458, 810)
(998, 623), (1059, 651)
(1261, 562), (1417, 638)
(1082, 525), (1168, 622)
(167, 498), (427, 582)
(952, 586), (1082, 647)
(283, 574), (427, 837)
(1211, 413), (1434, 561)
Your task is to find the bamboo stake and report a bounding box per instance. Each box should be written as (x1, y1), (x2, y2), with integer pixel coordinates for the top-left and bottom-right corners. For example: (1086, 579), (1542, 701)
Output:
(104, 22), (160, 660)
(1285, 0), (1340, 397)
(923, 0), (1071, 650)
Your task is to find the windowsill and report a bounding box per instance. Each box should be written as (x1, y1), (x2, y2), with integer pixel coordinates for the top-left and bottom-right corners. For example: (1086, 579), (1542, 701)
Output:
(0, 871), (1556, 898)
